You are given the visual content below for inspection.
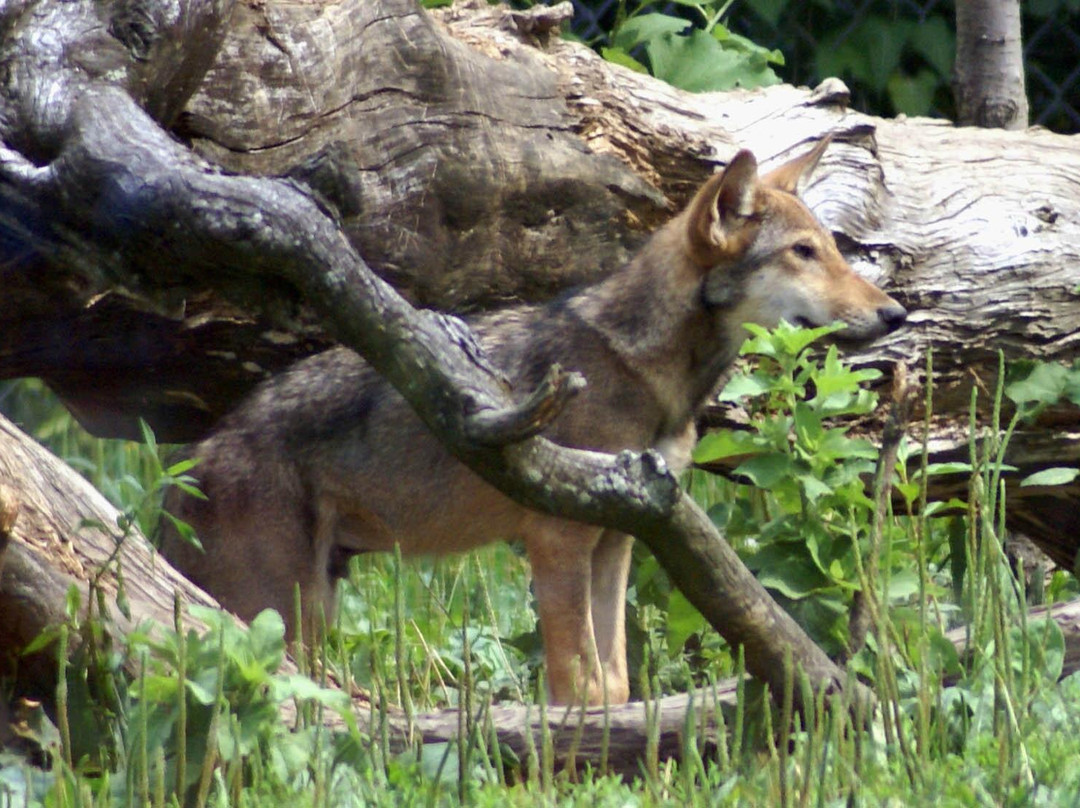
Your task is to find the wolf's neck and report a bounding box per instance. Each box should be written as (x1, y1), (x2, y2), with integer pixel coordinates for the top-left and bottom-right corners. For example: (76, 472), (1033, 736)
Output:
(566, 247), (740, 430)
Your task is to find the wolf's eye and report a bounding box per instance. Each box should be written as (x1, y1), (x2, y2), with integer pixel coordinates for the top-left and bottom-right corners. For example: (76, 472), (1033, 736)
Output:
(792, 242), (817, 260)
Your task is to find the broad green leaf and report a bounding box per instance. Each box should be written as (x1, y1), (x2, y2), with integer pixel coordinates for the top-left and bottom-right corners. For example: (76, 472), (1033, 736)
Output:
(665, 590), (707, 657)
(600, 46), (648, 74)
(270, 675), (351, 711)
(612, 13), (689, 51)
(734, 452), (792, 489)
(739, 323), (778, 358)
(895, 480), (921, 506)
(816, 388), (879, 418)
(887, 569), (920, 601)
(718, 371), (775, 401)
(646, 29), (778, 93)
(750, 545), (830, 599)
(793, 402), (823, 447)
(692, 429), (768, 463)
(796, 474), (833, 503)
(713, 27), (785, 67)
(1006, 361), (1069, 407)
(745, 0), (786, 27)
(1020, 466), (1080, 487)
(1064, 364), (1080, 405)
(922, 497), (968, 517)
(816, 430), (877, 462)
(918, 461), (975, 478)
(185, 677), (217, 706)
(908, 15), (954, 77)
(248, 610), (287, 671)
(856, 16), (915, 92)
(775, 320), (845, 355)
(924, 628), (962, 677)
(1010, 619), (1064, 681)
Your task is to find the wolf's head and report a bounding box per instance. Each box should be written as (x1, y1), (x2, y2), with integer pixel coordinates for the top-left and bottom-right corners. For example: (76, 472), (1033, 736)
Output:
(681, 139), (906, 343)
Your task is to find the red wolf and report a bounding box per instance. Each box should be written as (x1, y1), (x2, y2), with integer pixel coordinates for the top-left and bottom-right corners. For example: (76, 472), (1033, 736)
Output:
(160, 139), (906, 705)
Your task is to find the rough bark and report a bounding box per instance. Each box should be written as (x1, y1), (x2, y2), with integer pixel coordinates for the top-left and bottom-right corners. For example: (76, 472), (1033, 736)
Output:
(955, 0), (1029, 129)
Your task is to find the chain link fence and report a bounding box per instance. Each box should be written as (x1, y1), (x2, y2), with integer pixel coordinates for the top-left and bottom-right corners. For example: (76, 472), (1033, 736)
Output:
(568, 0), (1080, 134)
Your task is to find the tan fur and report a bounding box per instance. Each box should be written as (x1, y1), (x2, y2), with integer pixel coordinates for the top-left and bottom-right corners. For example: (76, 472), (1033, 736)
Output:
(160, 141), (906, 706)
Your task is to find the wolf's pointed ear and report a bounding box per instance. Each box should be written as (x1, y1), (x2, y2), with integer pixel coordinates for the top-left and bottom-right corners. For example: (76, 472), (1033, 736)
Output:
(686, 149), (761, 267)
(761, 135), (832, 194)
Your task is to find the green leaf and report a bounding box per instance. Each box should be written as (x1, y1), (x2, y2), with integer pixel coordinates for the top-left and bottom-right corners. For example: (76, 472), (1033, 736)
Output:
(857, 16), (915, 92)
(1006, 361), (1069, 407)
(887, 569), (920, 601)
(185, 677), (217, 706)
(600, 46), (649, 74)
(750, 545), (830, 599)
(718, 371), (775, 401)
(734, 452), (793, 489)
(646, 29), (779, 93)
(1064, 364), (1080, 405)
(924, 628), (962, 677)
(248, 610), (287, 672)
(908, 15), (954, 78)
(665, 590), (707, 657)
(814, 430), (877, 464)
(1010, 619), (1064, 681)
(20, 625), (62, 656)
(692, 429), (768, 463)
(745, 0), (787, 27)
(165, 457), (201, 476)
(611, 13), (689, 51)
(163, 512), (204, 550)
(918, 461), (975, 478)
(270, 675), (351, 712)
(739, 323), (778, 358)
(713, 28), (785, 67)
(796, 474), (833, 503)
(775, 320), (845, 356)
(793, 402), (823, 447)
(139, 417), (158, 457)
(887, 69), (940, 116)
(1020, 467), (1080, 487)
(895, 480), (921, 506)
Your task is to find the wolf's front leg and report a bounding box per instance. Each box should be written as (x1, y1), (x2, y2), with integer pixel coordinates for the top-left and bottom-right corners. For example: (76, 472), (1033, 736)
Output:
(589, 530), (634, 705)
(523, 516), (606, 705)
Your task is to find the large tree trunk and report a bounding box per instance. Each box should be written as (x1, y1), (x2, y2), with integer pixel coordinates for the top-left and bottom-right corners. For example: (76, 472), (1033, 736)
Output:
(3, 0), (1080, 756)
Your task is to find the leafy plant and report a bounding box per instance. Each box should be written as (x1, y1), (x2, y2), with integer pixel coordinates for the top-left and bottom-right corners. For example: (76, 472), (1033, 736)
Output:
(690, 321), (906, 654)
(601, 0), (783, 92)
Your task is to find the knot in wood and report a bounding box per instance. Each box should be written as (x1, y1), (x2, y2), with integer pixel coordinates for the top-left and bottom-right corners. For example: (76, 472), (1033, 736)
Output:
(588, 449), (680, 517)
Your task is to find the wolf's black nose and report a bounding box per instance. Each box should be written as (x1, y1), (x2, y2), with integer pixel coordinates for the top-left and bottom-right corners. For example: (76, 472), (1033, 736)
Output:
(878, 303), (907, 333)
